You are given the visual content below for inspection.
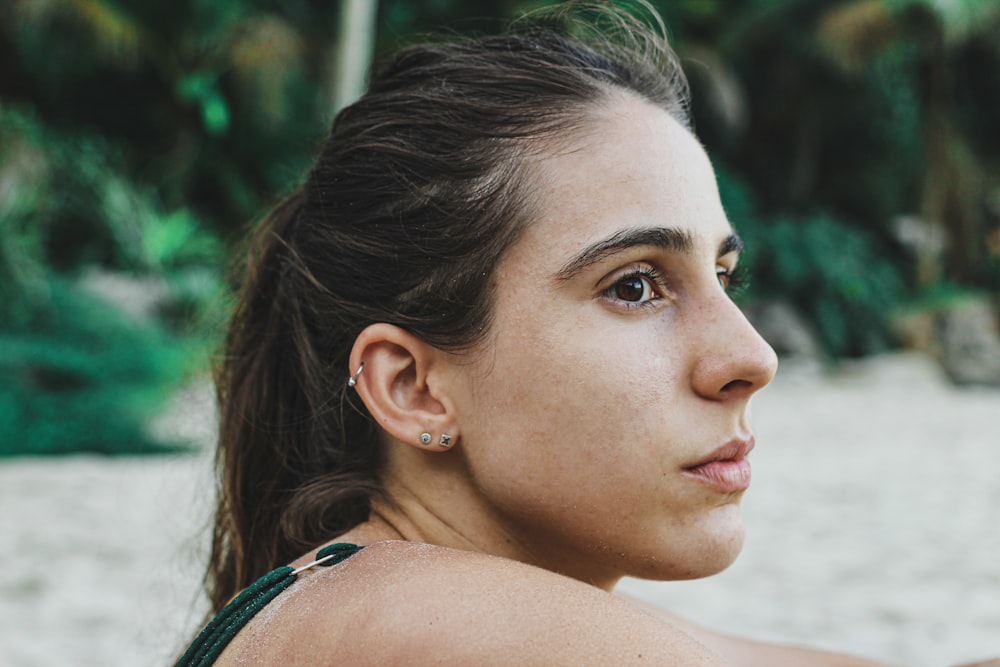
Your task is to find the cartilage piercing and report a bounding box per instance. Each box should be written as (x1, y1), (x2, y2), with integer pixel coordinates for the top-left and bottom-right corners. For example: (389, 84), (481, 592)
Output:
(347, 362), (365, 388)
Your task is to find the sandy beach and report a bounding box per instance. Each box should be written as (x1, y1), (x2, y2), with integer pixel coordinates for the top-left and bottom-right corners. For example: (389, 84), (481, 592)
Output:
(1, 352), (998, 666)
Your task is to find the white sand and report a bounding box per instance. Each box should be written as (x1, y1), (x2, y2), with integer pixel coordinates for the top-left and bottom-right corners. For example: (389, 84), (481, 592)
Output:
(1, 353), (998, 666)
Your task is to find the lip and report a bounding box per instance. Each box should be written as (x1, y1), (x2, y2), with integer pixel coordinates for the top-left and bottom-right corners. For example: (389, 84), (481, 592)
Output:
(681, 438), (755, 494)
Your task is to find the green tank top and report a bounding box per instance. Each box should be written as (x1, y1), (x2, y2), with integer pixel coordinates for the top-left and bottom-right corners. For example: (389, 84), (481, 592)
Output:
(175, 543), (364, 667)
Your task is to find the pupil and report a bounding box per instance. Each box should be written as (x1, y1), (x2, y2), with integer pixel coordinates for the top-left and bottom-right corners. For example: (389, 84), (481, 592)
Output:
(616, 277), (645, 302)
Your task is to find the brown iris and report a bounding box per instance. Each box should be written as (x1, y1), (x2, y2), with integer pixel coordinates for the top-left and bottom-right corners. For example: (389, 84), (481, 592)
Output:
(615, 276), (647, 302)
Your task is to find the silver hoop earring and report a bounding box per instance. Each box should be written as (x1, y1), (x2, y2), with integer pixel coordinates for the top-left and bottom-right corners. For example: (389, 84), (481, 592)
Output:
(347, 362), (365, 388)
(439, 434), (452, 448)
(420, 432), (432, 445)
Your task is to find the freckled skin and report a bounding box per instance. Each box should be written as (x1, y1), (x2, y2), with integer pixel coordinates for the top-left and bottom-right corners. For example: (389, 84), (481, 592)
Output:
(421, 94), (777, 588)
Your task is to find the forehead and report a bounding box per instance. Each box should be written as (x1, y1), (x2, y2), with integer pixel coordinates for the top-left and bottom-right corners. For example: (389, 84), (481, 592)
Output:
(517, 95), (731, 266)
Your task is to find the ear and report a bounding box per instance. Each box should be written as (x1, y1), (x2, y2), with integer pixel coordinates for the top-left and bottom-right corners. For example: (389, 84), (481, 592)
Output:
(348, 324), (459, 451)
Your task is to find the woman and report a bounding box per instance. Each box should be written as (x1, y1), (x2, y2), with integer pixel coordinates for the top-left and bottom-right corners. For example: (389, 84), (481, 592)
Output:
(178, 2), (990, 665)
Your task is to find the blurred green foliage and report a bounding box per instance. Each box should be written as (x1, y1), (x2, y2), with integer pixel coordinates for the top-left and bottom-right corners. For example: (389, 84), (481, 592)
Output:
(0, 103), (223, 456)
(1, 0), (998, 455)
(718, 171), (906, 357)
(0, 277), (189, 456)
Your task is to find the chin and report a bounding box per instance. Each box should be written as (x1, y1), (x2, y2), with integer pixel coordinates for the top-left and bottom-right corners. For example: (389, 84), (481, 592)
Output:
(634, 511), (747, 581)
(684, 532), (745, 580)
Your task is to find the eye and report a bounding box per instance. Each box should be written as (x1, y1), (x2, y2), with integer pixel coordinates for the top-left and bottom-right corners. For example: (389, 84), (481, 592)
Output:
(716, 265), (748, 293)
(601, 268), (664, 308)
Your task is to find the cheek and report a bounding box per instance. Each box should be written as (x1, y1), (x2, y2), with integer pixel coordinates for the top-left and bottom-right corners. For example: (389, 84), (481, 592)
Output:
(460, 312), (688, 507)
(451, 290), (746, 578)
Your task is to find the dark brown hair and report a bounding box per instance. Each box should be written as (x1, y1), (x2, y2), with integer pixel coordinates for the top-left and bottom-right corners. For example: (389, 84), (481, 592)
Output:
(208, 0), (689, 612)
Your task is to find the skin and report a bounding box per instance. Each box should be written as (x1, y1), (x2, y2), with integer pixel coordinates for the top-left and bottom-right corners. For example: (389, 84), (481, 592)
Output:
(215, 94), (897, 666)
(432, 95), (774, 588)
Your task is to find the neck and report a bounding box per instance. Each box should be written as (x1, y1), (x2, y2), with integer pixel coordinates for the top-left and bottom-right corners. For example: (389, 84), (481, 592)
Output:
(365, 472), (625, 592)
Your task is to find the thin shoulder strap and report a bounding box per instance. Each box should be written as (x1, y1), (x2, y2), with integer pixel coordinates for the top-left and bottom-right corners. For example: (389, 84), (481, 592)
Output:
(176, 543), (364, 667)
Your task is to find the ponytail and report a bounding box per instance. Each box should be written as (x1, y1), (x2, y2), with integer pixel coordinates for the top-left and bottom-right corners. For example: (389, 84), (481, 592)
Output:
(207, 191), (380, 612)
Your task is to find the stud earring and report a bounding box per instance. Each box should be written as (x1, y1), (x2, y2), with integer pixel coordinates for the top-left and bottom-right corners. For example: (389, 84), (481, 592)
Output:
(347, 362), (365, 388)
(420, 432), (432, 445)
(439, 434), (452, 448)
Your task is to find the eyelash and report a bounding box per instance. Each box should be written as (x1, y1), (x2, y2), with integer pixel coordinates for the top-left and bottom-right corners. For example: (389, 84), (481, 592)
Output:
(717, 265), (749, 295)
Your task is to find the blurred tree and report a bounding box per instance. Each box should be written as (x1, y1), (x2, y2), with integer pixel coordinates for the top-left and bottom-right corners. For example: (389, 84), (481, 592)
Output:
(816, 0), (1000, 286)
(2, 0), (331, 233)
(1, 0), (998, 456)
(331, 0), (378, 115)
(649, 0), (999, 355)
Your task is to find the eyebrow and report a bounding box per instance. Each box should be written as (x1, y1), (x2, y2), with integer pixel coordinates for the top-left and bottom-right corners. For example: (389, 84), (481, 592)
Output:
(552, 226), (743, 282)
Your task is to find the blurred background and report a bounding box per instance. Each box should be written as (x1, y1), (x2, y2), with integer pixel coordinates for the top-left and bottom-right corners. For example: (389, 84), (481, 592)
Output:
(1, 0), (998, 665)
(2, 0), (999, 457)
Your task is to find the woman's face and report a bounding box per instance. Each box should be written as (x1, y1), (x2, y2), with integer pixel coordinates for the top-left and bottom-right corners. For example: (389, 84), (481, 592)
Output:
(447, 94), (778, 588)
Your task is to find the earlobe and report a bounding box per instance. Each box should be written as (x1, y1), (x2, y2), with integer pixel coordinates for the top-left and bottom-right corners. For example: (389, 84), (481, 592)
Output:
(419, 432), (457, 449)
(348, 323), (459, 451)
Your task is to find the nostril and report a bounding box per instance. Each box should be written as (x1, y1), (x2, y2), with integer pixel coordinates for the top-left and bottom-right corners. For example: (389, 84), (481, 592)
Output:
(720, 379), (753, 393)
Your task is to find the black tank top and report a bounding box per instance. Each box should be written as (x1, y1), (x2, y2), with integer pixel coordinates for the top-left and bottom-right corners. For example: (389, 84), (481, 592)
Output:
(175, 543), (364, 667)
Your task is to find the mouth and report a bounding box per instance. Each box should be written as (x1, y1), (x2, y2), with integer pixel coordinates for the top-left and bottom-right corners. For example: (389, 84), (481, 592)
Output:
(681, 438), (754, 494)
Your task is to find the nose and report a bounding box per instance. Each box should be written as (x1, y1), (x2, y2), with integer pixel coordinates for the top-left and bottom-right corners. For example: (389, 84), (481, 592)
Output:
(690, 295), (778, 401)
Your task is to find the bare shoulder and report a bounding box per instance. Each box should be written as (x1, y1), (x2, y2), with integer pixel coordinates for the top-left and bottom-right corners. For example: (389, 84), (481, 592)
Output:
(216, 540), (728, 666)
